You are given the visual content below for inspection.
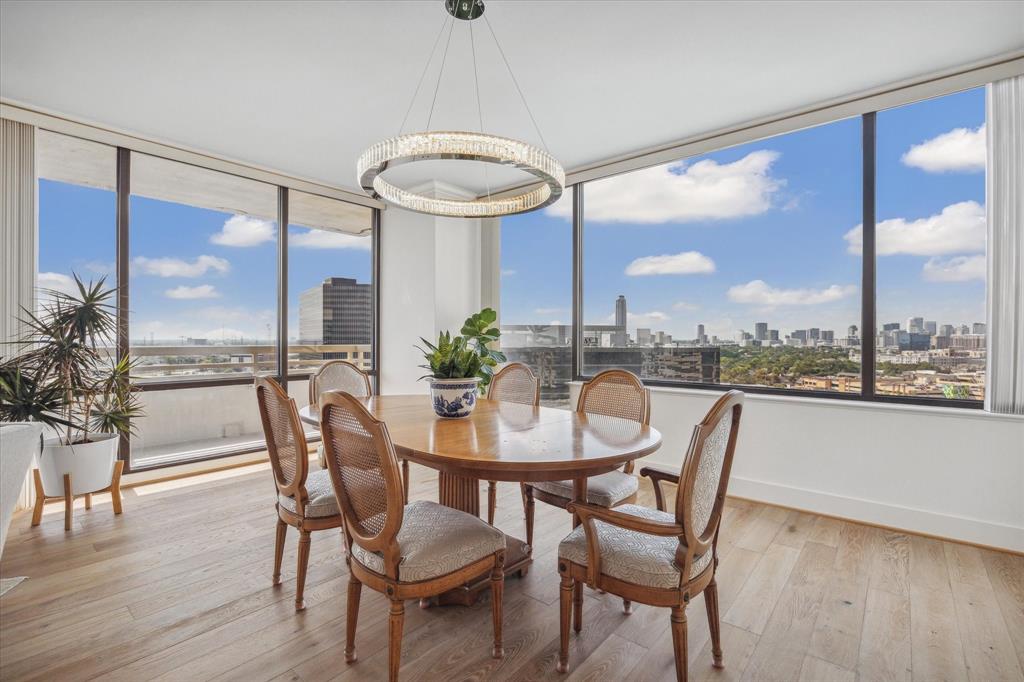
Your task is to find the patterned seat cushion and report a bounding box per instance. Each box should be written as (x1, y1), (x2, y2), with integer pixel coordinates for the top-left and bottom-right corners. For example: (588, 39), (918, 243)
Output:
(533, 470), (639, 507)
(558, 504), (712, 589)
(351, 500), (506, 582)
(278, 468), (339, 518)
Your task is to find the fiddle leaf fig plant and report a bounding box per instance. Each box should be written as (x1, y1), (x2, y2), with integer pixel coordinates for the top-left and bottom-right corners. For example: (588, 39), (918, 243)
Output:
(416, 307), (506, 392)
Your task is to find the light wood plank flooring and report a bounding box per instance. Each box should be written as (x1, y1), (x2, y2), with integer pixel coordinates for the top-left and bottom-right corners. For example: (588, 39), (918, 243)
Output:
(1, 459), (1022, 682)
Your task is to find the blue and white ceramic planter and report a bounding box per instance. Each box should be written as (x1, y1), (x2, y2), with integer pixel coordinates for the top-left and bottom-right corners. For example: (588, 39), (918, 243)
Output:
(427, 377), (481, 419)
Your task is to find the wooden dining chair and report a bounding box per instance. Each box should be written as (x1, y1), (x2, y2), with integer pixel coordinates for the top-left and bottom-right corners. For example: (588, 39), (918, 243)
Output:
(308, 360), (373, 469)
(255, 376), (344, 611)
(485, 362), (541, 525)
(556, 390), (744, 681)
(320, 391), (508, 682)
(522, 369), (650, 548)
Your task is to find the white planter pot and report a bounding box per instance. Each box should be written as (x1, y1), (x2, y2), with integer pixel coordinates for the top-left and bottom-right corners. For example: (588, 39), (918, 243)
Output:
(427, 377), (481, 419)
(38, 433), (119, 498)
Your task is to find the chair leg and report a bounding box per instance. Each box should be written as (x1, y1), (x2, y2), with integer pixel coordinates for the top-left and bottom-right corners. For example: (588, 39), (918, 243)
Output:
(346, 575), (362, 663)
(705, 578), (724, 668)
(490, 553), (505, 658)
(557, 575), (573, 673)
(623, 599), (633, 614)
(522, 484), (535, 548)
(388, 598), (405, 682)
(402, 459), (410, 503)
(572, 580), (583, 633)
(63, 473), (73, 532)
(487, 481), (497, 526)
(84, 493), (92, 510)
(670, 605), (688, 682)
(31, 469), (45, 526)
(272, 518), (287, 585)
(295, 529), (311, 610)
(110, 460), (124, 515)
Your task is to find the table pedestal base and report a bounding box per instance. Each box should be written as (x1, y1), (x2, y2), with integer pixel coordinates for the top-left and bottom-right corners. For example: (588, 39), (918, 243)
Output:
(427, 471), (533, 607)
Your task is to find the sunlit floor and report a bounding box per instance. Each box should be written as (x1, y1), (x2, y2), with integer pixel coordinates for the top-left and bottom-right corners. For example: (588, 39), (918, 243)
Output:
(1, 458), (1022, 681)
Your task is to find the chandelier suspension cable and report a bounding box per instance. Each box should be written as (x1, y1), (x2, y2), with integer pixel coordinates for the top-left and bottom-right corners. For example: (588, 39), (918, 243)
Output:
(398, 14), (452, 135)
(482, 13), (551, 153)
(469, 20), (492, 201)
(426, 16), (457, 132)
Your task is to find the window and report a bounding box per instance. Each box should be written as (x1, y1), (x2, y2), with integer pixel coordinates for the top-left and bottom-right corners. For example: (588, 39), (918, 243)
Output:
(874, 88), (986, 402)
(128, 153), (279, 467)
(287, 189), (374, 412)
(581, 118), (863, 394)
(36, 131), (117, 314)
(498, 188), (573, 407)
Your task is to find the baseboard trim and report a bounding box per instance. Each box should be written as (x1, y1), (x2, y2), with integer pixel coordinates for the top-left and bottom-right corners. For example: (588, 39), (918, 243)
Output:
(727, 476), (1023, 554)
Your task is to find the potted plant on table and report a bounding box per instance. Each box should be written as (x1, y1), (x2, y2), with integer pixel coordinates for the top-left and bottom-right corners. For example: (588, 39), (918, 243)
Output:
(417, 308), (506, 419)
(0, 275), (143, 524)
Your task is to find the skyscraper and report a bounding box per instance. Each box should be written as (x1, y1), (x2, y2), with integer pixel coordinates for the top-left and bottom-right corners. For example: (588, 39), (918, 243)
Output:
(924, 320), (937, 335)
(613, 295), (627, 346)
(907, 317), (924, 333)
(696, 324), (706, 345)
(939, 324), (955, 337)
(883, 322), (901, 332)
(769, 329), (779, 342)
(972, 322), (986, 334)
(299, 277), (372, 355)
(809, 328), (820, 341)
(848, 325), (858, 337)
(754, 322), (768, 341)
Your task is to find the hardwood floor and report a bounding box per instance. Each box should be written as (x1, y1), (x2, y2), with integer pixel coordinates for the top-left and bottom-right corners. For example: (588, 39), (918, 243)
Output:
(1, 459), (1022, 681)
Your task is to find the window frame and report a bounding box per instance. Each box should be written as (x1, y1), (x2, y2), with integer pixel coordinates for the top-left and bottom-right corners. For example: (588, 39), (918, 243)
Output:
(568, 106), (983, 410)
(39, 133), (382, 473)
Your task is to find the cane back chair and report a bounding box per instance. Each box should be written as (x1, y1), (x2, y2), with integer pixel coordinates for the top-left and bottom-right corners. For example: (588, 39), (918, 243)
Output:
(485, 362), (541, 525)
(255, 376), (344, 611)
(320, 391), (507, 682)
(556, 390), (744, 681)
(308, 360), (373, 469)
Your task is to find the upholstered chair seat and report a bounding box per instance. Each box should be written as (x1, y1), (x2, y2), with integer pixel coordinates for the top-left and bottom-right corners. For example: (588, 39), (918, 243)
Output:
(558, 504), (712, 589)
(533, 470), (639, 508)
(277, 469), (339, 518)
(350, 500), (506, 582)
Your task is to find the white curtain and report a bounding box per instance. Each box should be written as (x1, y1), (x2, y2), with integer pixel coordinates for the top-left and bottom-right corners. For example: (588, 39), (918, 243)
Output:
(1, 118), (37, 510)
(985, 76), (1024, 415)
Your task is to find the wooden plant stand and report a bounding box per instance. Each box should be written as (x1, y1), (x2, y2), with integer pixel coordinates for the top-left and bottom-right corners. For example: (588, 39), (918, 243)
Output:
(31, 461), (124, 531)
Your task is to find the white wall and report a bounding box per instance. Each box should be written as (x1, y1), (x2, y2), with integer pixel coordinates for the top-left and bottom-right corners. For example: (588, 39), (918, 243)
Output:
(379, 182), (483, 395)
(572, 383), (1024, 551)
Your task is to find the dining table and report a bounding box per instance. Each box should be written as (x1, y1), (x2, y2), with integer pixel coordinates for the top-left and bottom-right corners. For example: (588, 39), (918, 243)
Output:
(298, 394), (662, 606)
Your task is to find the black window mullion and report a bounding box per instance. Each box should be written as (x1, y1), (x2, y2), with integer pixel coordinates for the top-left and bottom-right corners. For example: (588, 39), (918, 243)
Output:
(115, 147), (131, 466)
(861, 113), (877, 400)
(371, 208), (382, 395)
(571, 184), (583, 381)
(276, 186), (288, 388)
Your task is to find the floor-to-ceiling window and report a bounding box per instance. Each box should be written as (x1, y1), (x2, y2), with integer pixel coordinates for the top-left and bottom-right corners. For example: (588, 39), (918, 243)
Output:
(498, 188), (574, 407)
(873, 87), (986, 402)
(128, 153), (279, 467)
(286, 189), (374, 415)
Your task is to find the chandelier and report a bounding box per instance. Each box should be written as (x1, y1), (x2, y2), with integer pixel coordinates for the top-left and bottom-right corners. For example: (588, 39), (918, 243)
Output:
(357, 0), (564, 218)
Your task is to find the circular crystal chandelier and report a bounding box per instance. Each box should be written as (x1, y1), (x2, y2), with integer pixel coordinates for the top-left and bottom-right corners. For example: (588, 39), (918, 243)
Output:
(357, 0), (565, 218)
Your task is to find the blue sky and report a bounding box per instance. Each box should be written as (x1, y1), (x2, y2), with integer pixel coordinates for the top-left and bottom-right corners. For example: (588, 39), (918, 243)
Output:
(38, 182), (371, 343)
(501, 87), (986, 340)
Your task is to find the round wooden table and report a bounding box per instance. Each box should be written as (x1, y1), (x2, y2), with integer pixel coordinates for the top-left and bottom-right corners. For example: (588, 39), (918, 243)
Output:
(299, 394), (662, 605)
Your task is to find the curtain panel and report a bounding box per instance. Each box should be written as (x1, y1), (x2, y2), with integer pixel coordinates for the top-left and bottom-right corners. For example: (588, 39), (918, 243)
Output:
(985, 77), (1024, 415)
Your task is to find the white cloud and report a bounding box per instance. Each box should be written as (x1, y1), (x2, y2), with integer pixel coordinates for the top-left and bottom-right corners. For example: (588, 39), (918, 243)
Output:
(37, 272), (78, 297)
(546, 150), (783, 224)
(844, 201), (985, 256)
(625, 251), (716, 276)
(210, 215), (276, 247)
(290, 229), (371, 250)
(902, 125), (985, 173)
(133, 255), (230, 278)
(672, 301), (699, 311)
(534, 307), (566, 315)
(165, 284), (220, 300)
(922, 255), (985, 282)
(727, 280), (857, 306)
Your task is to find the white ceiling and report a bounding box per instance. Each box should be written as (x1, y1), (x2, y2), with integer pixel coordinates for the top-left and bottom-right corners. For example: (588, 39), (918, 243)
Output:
(2, 1), (1022, 196)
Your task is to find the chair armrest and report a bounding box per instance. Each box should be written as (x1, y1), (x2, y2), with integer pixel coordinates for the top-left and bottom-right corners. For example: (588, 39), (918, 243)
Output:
(566, 501), (684, 586)
(639, 465), (680, 512)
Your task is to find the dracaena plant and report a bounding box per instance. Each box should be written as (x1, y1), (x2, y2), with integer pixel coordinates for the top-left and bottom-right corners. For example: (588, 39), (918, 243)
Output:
(416, 308), (506, 392)
(0, 274), (144, 445)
